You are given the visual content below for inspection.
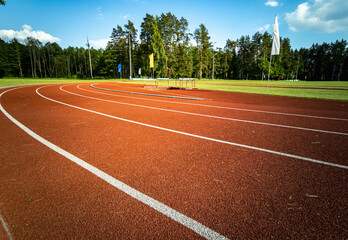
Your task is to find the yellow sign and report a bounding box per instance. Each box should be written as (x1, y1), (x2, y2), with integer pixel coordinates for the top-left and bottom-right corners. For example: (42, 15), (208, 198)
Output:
(149, 53), (154, 68)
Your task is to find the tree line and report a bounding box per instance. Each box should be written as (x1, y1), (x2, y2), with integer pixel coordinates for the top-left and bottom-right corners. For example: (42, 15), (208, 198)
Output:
(1, 12), (347, 81)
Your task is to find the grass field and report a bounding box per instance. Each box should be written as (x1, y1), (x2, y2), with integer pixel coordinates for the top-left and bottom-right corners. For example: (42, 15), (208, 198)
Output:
(0, 78), (117, 88)
(129, 79), (348, 101)
(1, 78), (348, 101)
(195, 80), (348, 101)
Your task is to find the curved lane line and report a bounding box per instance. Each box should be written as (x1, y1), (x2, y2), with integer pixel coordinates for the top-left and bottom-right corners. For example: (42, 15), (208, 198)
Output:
(38, 86), (348, 170)
(0, 215), (13, 240)
(61, 85), (348, 136)
(89, 83), (348, 122)
(0, 87), (228, 240)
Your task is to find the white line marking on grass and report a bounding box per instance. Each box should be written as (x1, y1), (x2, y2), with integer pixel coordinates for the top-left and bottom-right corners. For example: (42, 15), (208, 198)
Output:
(39, 86), (348, 170)
(0, 87), (228, 240)
(61, 85), (348, 136)
(89, 83), (348, 122)
(0, 215), (13, 240)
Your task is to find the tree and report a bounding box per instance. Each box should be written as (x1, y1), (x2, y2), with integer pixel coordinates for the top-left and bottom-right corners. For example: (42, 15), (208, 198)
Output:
(225, 39), (238, 79)
(175, 43), (192, 77)
(330, 40), (347, 81)
(149, 19), (167, 77)
(8, 39), (23, 77)
(194, 24), (211, 79)
(0, 39), (7, 77)
(250, 32), (262, 79)
(107, 20), (138, 78)
(236, 35), (252, 79)
(157, 13), (191, 78)
(25, 37), (43, 78)
(124, 20), (138, 78)
(0, 0), (5, 6)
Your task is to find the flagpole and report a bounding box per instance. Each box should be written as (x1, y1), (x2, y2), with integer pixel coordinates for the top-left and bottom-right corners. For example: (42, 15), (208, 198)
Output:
(262, 42), (265, 81)
(267, 54), (272, 92)
(267, 14), (280, 93)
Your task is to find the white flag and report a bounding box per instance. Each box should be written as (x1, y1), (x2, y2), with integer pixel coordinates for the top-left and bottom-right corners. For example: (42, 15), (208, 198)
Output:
(271, 15), (280, 55)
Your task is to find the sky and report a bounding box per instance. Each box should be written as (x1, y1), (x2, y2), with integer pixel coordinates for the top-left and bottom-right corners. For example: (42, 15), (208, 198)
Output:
(1, 0), (348, 50)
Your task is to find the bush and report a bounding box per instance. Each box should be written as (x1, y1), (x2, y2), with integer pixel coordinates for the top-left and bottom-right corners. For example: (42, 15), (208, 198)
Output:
(76, 72), (85, 79)
(0, 69), (5, 78)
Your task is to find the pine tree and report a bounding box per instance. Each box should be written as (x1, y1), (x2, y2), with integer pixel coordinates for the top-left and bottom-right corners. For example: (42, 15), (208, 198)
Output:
(194, 24), (211, 79)
(150, 20), (167, 77)
(140, 14), (156, 76)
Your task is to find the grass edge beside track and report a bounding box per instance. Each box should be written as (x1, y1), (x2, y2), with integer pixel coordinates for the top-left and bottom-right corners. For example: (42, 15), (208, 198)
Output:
(128, 79), (348, 101)
(1, 78), (348, 101)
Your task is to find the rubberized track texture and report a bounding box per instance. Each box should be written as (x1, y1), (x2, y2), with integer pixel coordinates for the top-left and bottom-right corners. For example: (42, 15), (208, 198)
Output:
(0, 82), (347, 239)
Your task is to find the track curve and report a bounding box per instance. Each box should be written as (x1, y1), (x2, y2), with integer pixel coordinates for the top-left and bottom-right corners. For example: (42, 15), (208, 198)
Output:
(1, 82), (347, 239)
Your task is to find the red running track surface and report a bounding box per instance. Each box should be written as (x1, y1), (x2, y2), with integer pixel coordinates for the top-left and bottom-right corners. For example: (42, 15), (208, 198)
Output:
(0, 82), (347, 239)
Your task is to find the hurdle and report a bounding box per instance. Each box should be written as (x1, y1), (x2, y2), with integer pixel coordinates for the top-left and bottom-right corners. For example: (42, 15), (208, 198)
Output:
(129, 77), (196, 89)
(178, 78), (196, 89)
(157, 78), (170, 86)
(131, 78), (157, 86)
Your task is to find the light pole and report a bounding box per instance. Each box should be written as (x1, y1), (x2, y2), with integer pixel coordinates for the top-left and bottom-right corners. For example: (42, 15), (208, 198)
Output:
(212, 42), (216, 80)
(87, 36), (93, 79)
(262, 39), (265, 81)
(128, 32), (132, 79)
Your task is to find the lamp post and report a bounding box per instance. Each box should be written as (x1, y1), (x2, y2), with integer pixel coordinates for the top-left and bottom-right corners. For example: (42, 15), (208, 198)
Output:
(128, 32), (132, 79)
(87, 36), (93, 79)
(262, 39), (265, 81)
(212, 42), (216, 80)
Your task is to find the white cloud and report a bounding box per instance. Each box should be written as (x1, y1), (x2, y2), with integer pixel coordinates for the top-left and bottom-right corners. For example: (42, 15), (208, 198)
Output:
(189, 38), (197, 46)
(258, 24), (270, 31)
(123, 14), (130, 20)
(0, 24), (60, 43)
(97, 7), (104, 19)
(285, 0), (348, 33)
(90, 38), (109, 49)
(265, 0), (279, 7)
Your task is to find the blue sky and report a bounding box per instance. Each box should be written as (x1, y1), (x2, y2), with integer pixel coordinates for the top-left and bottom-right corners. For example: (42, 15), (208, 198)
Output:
(1, 0), (348, 50)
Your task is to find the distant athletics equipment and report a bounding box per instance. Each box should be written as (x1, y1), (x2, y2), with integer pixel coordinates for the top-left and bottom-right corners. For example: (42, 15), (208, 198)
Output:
(129, 77), (197, 90)
(177, 78), (196, 89)
(90, 84), (203, 100)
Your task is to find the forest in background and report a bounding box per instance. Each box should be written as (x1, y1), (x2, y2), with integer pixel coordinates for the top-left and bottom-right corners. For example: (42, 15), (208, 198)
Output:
(1, 12), (347, 81)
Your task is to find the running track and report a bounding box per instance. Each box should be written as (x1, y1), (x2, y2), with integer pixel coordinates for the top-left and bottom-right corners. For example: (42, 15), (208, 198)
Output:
(0, 82), (347, 239)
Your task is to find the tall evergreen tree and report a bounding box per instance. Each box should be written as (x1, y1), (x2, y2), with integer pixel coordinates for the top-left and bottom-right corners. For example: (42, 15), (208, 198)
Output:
(149, 20), (167, 77)
(139, 14), (156, 76)
(194, 24), (211, 79)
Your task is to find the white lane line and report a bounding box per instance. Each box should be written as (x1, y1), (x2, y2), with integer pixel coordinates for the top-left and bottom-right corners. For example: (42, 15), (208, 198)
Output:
(0, 88), (228, 240)
(61, 85), (348, 136)
(89, 83), (348, 122)
(0, 215), (13, 240)
(39, 86), (348, 170)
